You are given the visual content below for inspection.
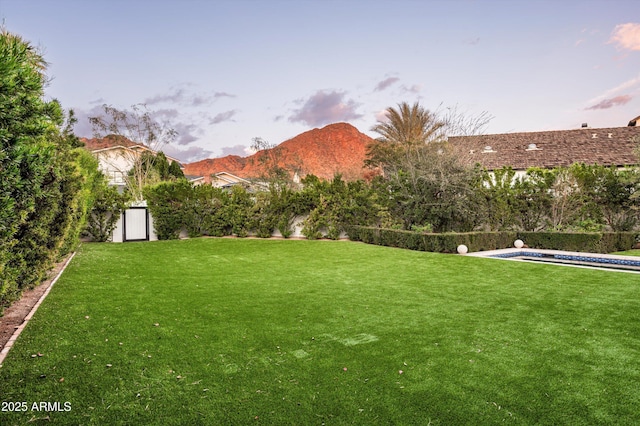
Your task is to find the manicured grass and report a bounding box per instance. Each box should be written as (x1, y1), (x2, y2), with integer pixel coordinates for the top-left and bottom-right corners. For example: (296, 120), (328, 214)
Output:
(1, 238), (640, 425)
(613, 249), (640, 256)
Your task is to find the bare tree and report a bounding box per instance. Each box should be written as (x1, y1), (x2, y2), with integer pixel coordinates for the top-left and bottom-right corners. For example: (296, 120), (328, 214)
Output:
(435, 104), (494, 167)
(439, 104), (493, 138)
(89, 104), (178, 201)
(250, 137), (303, 186)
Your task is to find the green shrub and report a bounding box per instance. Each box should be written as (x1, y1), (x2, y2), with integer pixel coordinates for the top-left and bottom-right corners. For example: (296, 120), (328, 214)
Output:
(251, 191), (278, 238)
(85, 179), (128, 242)
(228, 185), (253, 237)
(1, 31), (94, 308)
(517, 232), (638, 253)
(347, 226), (517, 253)
(144, 180), (192, 239)
(301, 175), (380, 240)
(350, 227), (638, 254)
(186, 185), (231, 237)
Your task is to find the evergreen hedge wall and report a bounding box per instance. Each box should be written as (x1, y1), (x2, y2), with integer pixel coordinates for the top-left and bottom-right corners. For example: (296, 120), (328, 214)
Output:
(347, 226), (638, 254)
(518, 232), (638, 253)
(0, 31), (96, 309)
(347, 227), (518, 253)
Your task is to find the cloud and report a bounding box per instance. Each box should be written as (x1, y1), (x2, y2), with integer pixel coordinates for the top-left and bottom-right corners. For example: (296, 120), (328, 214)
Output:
(585, 95), (633, 110)
(609, 74), (640, 93)
(170, 122), (202, 145)
(220, 144), (251, 157)
(610, 23), (640, 51)
(69, 104), (106, 138)
(145, 88), (236, 107)
(375, 109), (390, 123)
(289, 90), (363, 127)
(585, 73), (640, 107)
(153, 108), (180, 120)
(375, 77), (400, 91)
(71, 105), (206, 157)
(213, 91), (235, 99)
(145, 88), (188, 105)
(400, 84), (423, 94)
(210, 110), (238, 124)
(162, 144), (214, 164)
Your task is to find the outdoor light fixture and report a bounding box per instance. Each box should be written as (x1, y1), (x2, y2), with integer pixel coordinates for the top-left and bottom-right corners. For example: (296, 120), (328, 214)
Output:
(457, 244), (468, 254)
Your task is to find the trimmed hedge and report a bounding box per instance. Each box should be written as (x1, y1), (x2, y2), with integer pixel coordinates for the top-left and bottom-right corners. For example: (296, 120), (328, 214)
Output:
(347, 226), (517, 253)
(347, 226), (639, 254)
(518, 231), (638, 253)
(1, 32), (96, 309)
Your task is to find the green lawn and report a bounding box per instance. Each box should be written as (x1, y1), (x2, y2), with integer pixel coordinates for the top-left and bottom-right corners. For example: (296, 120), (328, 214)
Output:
(1, 238), (639, 425)
(613, 249), (640, 256)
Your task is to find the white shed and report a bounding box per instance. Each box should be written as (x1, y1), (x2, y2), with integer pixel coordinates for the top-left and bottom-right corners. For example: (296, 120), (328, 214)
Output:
(111, 200), (158, 243)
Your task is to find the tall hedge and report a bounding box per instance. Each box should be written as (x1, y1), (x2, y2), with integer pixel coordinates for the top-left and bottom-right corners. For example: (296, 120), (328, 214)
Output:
(0, 30), (93, 308)
(144, 180), (193, 239)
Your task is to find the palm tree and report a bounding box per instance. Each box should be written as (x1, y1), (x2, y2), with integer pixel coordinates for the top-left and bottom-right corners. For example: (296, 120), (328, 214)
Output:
(371, 102), (444, 146)
(365, 102), (445, 172)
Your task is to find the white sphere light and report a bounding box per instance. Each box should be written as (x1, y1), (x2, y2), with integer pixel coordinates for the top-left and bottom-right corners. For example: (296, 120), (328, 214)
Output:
(457, 244), (468, 254)
(514, 239), (524, 249)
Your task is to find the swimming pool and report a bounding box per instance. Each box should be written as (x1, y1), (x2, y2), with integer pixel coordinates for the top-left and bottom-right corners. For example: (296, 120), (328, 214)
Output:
(465, 248), (640, 273)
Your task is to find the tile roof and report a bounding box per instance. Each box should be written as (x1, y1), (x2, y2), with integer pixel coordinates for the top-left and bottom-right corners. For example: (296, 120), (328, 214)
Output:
(81, 136), (184, 167)
(81, 135), (144, 151)
(448, 126), (640, 170)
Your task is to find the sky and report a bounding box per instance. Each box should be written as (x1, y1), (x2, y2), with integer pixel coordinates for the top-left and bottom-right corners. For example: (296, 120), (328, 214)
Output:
(2, 0), (640, 163)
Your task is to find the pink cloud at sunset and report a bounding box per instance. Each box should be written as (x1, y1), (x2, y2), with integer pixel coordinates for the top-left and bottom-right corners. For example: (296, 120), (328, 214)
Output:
(610, 23), (640, 51)
(586, 95), (633, 110)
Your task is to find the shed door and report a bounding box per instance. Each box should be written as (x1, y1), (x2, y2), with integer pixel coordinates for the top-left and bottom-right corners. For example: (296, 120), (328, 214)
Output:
(123, 208), (149, 241)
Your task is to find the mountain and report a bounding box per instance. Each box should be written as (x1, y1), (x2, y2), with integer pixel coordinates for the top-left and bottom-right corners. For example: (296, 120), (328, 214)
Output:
(183, 123), (374, 181)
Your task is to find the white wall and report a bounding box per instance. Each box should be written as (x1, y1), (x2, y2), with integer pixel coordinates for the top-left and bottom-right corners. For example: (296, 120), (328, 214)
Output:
(266, 215), (348, 239)
(95, 148), (137, 186)
(111, 212), (349, 242)
(110, 200), (157, 243)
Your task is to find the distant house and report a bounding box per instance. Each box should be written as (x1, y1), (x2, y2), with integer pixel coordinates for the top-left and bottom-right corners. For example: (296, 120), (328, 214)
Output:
(210, 171), (252, 189)
(83, 136), (201, 187)
(82, 136), (202, 243)
(448, 125), (640, 177)
(185, 175), (206, 186)
(90, 145), (184, 186)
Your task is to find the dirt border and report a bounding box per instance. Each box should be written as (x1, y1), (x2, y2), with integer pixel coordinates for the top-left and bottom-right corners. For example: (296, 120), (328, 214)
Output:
(0, 253), (76, 366)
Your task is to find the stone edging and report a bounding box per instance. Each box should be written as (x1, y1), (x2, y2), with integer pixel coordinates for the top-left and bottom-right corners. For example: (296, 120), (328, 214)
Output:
(0, 252), (76, 367)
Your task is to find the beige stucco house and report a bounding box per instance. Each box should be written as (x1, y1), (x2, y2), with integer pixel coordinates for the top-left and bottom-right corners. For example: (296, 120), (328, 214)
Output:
(83, 136), (185, 187)
(210, 171), (251, 188)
